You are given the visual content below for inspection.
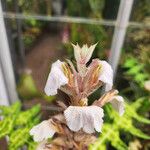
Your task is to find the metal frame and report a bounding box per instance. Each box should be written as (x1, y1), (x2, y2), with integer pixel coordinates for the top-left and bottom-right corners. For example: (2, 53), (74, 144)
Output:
(0, 1), (18, 105)
(2, 12), (150, 29)
(109, 0), (134, 76)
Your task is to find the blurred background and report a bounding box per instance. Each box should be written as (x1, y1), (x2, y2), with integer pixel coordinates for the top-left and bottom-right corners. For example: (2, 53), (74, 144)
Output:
(0, 0), (150, 150)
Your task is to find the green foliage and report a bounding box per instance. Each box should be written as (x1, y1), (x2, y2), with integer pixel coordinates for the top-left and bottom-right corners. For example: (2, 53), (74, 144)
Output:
(132, 0), (150, 21)
(89, 0), (105, 17)
(67, 0), (105, 18)
(65, 0), (109, 59)
(6, 0), (46, 48)
(90, 99), (150, 150)
(67, 0), (91, 17)
(126, 17), (150, 73)
(0, 102), (41, 150)
(123, 57), (149, 87)
(68, 24), (108, 58)
(116, 51), (150, 149)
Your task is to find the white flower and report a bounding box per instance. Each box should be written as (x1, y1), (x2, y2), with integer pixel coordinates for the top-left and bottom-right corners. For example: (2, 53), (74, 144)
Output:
(98, 60), (113, 91)
(72, 43), (97, 64)
(44, 60), (68, 96)
(109, 96), (125, 116)
(64, 106), (104, 134)
(30, 120), (56, 142)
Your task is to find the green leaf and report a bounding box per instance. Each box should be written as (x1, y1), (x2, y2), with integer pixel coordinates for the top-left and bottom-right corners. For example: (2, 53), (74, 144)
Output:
(0, 102), (41, 150)
(126, 65), (144, 75)
(89, 142), (106, 150)
(129, 127), (150, 140)
(0, 101), (21, 116)
(123, 58), (137, 68)
(90, 124), (128, 150)
(0, 116), (16, 138)
(15, 104), (40, 126)
(134, 73), (149, 83)
(126, 104), (150, 124)
(9, 127), (30, 150)
(27, 141), (38, 150)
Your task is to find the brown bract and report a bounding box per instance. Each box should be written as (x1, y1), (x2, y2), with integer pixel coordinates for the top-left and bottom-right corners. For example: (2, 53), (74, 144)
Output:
(42, 114), (97, 150)
(60, 59), (103, 106)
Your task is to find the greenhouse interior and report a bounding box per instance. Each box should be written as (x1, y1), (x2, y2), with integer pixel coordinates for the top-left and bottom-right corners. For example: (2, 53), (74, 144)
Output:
(0, 0), (150, 150)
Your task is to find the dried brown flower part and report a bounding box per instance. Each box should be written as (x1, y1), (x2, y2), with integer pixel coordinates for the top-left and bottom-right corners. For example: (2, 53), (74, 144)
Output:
(43, 123), (97, 150)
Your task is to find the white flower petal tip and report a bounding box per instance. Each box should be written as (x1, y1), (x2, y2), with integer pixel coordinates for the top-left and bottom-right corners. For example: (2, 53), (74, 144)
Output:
(30, 120), (55, 142)
(109, 96), (125, 116)
(44, 60), (68, 96)
(72, 43), (97, 64)
(144, 80), (150, 91)
(98, 60), (113, 91)
(64, 106), (104, 134)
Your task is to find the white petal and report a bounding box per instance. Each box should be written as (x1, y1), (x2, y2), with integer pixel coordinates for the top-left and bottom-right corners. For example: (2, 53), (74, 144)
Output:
(64, 106), (104, 134)
(81, 44), (88, 56)
(84, 44), (97, 64)
(64, 106), (83, 132)
(44, 60), (68, 96)
(30, 120), (55, 142)
(92, 107), (104, 132)
(98, 60), (113, 91)
(109, 96), (125, 116)
(82, 106), (103, 133)
(82, 107), (95, 133)
(72, 44), (81, 63)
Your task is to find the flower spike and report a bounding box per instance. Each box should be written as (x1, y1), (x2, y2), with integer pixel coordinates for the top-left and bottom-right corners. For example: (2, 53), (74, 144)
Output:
(31, 43), (125, 149)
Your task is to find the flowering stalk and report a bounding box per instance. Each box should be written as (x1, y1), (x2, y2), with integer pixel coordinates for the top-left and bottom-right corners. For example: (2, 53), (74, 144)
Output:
(30, 43), (125, 150)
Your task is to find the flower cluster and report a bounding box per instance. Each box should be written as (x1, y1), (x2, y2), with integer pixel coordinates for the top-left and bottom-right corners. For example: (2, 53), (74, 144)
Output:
(30, 44), (125, 149)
